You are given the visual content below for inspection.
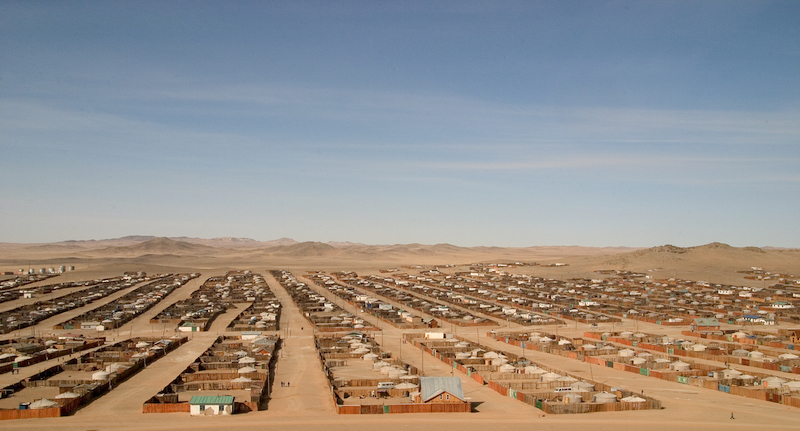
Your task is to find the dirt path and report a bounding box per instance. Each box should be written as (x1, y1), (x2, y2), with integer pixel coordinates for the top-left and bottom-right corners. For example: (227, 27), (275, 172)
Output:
(263, 270), (335, 416)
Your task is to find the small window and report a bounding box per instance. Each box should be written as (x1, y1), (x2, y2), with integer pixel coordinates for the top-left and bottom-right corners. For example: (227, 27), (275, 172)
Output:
(199, 404), (205, 411)
(446, 394), (450, 400)
(439, 394), (443, 400)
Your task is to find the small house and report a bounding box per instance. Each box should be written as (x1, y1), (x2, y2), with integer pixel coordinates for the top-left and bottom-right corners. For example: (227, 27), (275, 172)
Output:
(690, 318), (721, 334)
(414, 377), (467, 404)
(189, 395), (234, 416)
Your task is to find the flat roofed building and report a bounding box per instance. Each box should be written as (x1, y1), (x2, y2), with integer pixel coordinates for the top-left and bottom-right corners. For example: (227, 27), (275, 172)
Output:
(189, 395), (234, 416)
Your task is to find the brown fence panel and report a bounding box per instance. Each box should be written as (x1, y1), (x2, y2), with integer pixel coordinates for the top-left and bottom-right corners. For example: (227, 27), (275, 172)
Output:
(142, 403), (191, 413)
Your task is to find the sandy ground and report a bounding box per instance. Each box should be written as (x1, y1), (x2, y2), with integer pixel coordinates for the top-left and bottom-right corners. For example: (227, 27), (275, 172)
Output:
(0, 242), (798, 429)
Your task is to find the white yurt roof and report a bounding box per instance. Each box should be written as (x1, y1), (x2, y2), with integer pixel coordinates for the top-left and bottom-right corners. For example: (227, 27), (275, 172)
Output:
(238, 366), (258, 373)
(748, 351), (765, 358)
(582, 343), (597, 350)
(45, 348), (60, 354)
(29, 399), (59, 409)
(14, 356), (32, 363)
(455, 341), (470, 348)
(571, 381), (595, 390)
(233, 350), (249, 357)
(380, 366), (396, 375)
(779, 353), (800, 360)
(455, 352), (471, 359)
(498, 364), (516, 373)
(55, 391), (79, 399)
(238, 356), (257, 364)
(135, 341), (150, 348)
(593, 392), (618, 403)
(231, 377), (252, 383)
(621, 396), (647, 403)
(372, 361), (390, 369)
(92, 371), (110, 380)
(557, 339), (572, 345)
(351, 347), (370, 354)
(524, 366), (545, 374)
(362, 353), (379, 361)
(618, 349), (635, 357)
(483, 351), (501, 359)
(0, 353), (15, 360)
(106, 363), (127, 373)
(783, 380), (800, 389)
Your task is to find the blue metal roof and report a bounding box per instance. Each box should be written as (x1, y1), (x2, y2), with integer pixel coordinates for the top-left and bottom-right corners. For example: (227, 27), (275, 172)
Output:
(419, 376), (465, 402)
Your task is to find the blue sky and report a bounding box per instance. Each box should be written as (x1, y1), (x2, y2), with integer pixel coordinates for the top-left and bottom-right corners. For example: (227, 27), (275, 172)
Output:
(1, 1), (798, 247)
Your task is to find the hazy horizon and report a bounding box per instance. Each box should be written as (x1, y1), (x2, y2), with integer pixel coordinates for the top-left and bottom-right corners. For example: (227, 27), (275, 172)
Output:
(2, 2), (798, 247)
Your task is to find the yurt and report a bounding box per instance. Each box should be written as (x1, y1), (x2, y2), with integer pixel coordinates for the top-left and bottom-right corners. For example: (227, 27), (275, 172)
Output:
(562, 393), (582, 404)
(491, 357), (509, 366)
(618, 349), (635, 358)
(690, 344), (707, 352)
(592, 392), (618, 403)
(631, 357), (647, 366)
(783, 380), (800, 392)
(557, 339), (572, 346)
(105, 363), (128, 373)
(455, 352), (471, 360)
(362, 353), (379, 361)
(29, 399), (59, 409)
(557, 375), (578, 384)
(524, 366), (546, 375)
(238, 356), (256, 364)
(748, 351), (765, 359)
(92, 371), (110, 381)
(723, 369), (743, 379)
(762, 376), (785, 389)
(237, 366), (257, 374)
(779, 353), (800, 361)
(484, 351), (501, 359)
(571, 381), (594, 392)
(55, 391), (79, 399)
(621, 396), (647, 403)
(669, 361), (690, 372)
(541, 372), (561, 382)
(498, 364), (516, 373)
(732, 349), (750, 357)
(372, 361), (390, 370)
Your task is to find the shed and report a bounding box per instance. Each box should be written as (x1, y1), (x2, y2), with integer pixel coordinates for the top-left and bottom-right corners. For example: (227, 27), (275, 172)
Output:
(189, 395), (234, 416)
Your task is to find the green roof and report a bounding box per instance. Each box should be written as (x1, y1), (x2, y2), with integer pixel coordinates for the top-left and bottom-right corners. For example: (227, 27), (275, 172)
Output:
(189, 395), (234, 405)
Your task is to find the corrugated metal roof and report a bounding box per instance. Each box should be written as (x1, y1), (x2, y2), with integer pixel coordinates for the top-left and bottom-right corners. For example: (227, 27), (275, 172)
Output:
(693, 318), (720, 326)
(189, 395), (234, 405)
(419, 377), (464, 402)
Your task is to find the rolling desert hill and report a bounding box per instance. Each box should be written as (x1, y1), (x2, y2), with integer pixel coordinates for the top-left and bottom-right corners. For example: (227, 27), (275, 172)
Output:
(0, 237), (797, 287)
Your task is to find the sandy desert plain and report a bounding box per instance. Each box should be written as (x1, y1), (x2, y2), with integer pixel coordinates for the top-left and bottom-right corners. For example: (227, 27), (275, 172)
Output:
(1, 236), (800, 431)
